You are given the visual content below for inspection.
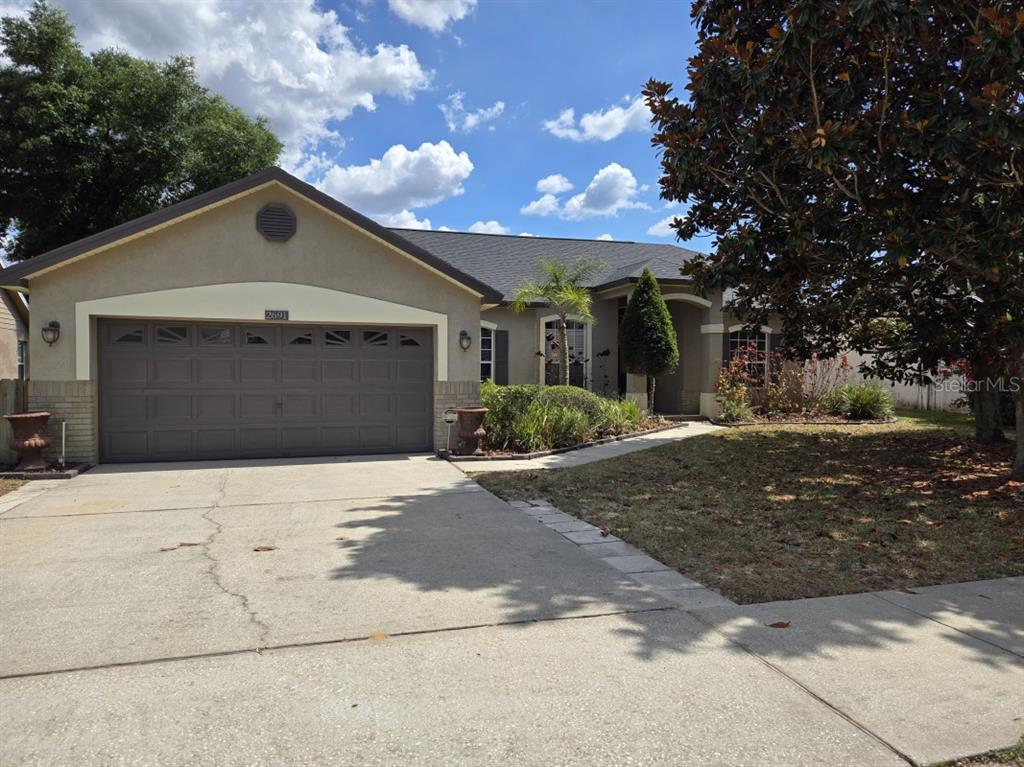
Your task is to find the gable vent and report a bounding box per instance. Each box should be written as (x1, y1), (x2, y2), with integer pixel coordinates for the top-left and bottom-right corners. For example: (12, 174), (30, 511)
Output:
(256, 203), (297, 242)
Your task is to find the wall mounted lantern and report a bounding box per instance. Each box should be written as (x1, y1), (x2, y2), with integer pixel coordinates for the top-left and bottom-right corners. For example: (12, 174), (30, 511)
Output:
(41, 321), (61, 346)
(458, 330), (472, 351)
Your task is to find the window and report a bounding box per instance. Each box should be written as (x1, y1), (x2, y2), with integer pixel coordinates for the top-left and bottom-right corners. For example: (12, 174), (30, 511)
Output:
(157, 326), (189, 345)
(200, 326), (232, 345)
(245, 330), (272, 345)
(543, 319), (587, 387)
(480, 326), (493, 381)
(287, 330), (314, 345)
(113, 327), (144, 344)
(728, 330), (768, 386)
(324, 329), (350, 347)
(363, 330), (389, 347)
(16, 340), (26, 380)
(399, 334), (421, 347)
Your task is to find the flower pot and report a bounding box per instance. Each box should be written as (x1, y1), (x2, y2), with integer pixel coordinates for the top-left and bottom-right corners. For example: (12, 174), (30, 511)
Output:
(455, 406), (488, 456)
(5, 411), (52, 472)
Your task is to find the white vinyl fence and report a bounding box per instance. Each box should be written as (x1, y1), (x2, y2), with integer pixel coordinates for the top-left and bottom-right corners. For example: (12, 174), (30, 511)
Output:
(845, 352), (967, 412)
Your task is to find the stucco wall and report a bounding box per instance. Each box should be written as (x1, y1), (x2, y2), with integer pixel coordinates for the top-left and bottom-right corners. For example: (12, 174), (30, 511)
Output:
(0, 291), (26, 379)
(481, 306), (539, 385)
(27, 183), (483, 385)
(654, 301), (702, 413)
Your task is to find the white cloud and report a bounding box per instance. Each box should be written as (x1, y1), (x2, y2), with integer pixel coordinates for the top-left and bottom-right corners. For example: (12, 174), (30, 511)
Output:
(543, 96), (651, 142)
(377, 210), (434, 230)
(319, 140), (473, 214)
(33, 0), (432, 169)
(595, 233), (614, 241)
(517, 232), (535, 237)
(388, 0), (475, 32)
(520, 193), (561, 217)
(439, 92), (504, 133)
(536, 173), (573, 194)
(521, 163), (648, 220)
(468, 220), (510, 235)
(647, 215), (680, 237)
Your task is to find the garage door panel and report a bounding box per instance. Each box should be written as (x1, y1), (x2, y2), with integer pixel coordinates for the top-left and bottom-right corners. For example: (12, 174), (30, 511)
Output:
(196, 429), (235, 453)
(196, 358), (236, 384)
(152, 430), (192, 456)
(106, 394), (147, 420)
(323, 360), (356, 383)
(360, 359), (394, 383)
(197, 394), (235, 419)
(240, 359), (278, 384)
(99, 320), (433, 462)
(150, 394), (191, 420)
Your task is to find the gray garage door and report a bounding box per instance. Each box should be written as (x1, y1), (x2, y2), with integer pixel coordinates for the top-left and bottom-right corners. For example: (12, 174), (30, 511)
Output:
(98, 320), (433, 463)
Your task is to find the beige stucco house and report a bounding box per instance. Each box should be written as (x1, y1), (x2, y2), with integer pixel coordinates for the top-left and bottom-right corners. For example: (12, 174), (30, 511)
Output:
(0, 167), (779, 464)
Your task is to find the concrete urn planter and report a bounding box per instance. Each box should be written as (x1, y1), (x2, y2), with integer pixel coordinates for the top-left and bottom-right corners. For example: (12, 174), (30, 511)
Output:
(5, 411), (53, 472)
(455, 406), (488, 456)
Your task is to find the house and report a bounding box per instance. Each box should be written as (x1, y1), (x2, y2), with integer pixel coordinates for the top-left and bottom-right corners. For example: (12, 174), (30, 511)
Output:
(0, 167), (779, 464)
(0, 290), (28, 381)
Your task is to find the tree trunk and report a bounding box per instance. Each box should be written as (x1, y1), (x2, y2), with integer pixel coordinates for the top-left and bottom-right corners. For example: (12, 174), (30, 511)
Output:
(558, 315), (570, 386)
(1013, 348), (1024, 481)
(972, 357), (1006, 444)
(648, 375), (656, 414)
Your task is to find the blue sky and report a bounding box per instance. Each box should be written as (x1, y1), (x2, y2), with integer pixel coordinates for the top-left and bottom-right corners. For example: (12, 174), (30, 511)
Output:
(5, 0), (701, 245)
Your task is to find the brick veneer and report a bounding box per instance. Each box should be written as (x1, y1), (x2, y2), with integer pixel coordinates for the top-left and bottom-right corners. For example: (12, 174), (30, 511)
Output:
(27, 380), (98, 465)
(433, 380), (481, 453)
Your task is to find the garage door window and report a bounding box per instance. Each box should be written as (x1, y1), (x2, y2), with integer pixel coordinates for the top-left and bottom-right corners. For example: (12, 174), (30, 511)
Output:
(157, 326), (189, 345)
(114, 327), (144, 344)
(201, 326), (232, 345)
(324, 329), (351, 347)
(399, 334), (421, 347)
(288, 329), (314, 345)
(245, 330), (272, 345)
(363, 330), (388, 346)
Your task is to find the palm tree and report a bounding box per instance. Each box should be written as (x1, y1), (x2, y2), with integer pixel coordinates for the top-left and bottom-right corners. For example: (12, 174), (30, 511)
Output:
(510, 259), (602, 387)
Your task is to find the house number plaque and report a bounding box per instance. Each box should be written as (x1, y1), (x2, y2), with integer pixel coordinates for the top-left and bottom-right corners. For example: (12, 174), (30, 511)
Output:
(264, 310), (289, 321)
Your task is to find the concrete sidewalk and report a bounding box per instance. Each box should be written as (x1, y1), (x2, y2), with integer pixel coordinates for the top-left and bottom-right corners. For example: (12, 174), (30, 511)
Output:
(459, 420), (721, 473)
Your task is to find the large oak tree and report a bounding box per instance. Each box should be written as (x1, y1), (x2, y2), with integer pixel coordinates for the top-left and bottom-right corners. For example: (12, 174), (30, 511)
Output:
(645, 0), (1024, 479)
(0, 2), (281, 261)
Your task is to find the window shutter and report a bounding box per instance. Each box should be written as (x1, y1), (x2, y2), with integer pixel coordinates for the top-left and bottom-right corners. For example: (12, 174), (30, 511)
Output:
(769, 332), (783, 354)
(494, 330), (509, 385)
(721, 332), (731, 368)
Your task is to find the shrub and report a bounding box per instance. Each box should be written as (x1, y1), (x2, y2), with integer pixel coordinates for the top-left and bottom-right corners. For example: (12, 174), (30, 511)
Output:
(480, 383), (647, 452)
(823, 384), (894, 420)
(718, 396), (756, 423)
(537, 385), (605, 423)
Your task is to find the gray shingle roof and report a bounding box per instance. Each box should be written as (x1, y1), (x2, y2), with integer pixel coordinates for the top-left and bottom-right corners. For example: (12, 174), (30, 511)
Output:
(390, 229), (703, 301)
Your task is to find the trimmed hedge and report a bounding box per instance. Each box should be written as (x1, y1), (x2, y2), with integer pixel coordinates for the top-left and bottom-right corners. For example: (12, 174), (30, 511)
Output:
(480, 381), (645, 453)
(822, 383), (895, 420)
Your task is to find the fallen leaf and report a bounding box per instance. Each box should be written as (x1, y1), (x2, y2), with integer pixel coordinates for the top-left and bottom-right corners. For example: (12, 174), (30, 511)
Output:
(335, 535), (348, 541)
(159, 547), (177, 552)
(898, 587), (917, 594)
(368, 632), (388, 641)
(253, 545), (276, 552)
(255, 647), (263, 655)
(767, 621), (790, 629)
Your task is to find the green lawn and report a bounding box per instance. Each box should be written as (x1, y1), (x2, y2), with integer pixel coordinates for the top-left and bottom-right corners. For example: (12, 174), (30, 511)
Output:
(475, 410), (1022, 604)
(934, 739), (1024, 766)
(0, 479), (23, 497)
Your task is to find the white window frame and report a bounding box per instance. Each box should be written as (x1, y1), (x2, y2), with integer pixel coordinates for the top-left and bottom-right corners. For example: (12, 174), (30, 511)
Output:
(727, 328), (768, 386)
(480, 321), (497, 382)
(538, 314), (592, 389)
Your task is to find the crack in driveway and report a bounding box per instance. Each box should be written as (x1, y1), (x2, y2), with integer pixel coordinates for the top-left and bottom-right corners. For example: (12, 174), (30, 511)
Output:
(199, 469), (271, 648)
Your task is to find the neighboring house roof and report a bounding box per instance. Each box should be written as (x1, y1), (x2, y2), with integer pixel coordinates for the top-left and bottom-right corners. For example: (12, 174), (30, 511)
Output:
(393, 229), (701, 301)
(0, 167), (503, 303)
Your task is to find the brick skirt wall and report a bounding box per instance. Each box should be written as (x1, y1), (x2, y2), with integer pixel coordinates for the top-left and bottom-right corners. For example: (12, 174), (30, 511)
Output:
(27, 380), (98, 465)
(433, 380), (481, 452)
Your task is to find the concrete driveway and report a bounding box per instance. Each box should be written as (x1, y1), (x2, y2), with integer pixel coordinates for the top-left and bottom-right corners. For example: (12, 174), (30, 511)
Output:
(0, 457), (1020, 766)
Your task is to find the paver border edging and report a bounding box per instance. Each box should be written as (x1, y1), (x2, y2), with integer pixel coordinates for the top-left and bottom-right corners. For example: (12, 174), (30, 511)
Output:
(443, 421), (696, 462)
(507, 497), (736, 610)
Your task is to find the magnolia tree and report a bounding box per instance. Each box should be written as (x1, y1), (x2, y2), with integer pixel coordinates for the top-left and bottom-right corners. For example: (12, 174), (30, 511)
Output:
(645, 0), (1024, 478)
(620, 268), (679, 409)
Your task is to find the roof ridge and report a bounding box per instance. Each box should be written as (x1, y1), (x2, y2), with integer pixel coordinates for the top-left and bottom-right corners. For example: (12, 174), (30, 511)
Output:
(389, 228), (644, 245)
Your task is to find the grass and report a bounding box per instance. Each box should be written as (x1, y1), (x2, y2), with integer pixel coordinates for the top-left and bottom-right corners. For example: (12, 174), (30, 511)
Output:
(474, 409), (1022, 604)
(934, 740), (1024, 766)
(0, 479), (23, 497)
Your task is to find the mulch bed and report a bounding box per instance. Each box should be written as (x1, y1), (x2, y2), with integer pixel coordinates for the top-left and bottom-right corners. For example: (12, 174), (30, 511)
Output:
(0, 463), (92, 480)
(713, 414), (897, 426)
(446, 419), (678, 461)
